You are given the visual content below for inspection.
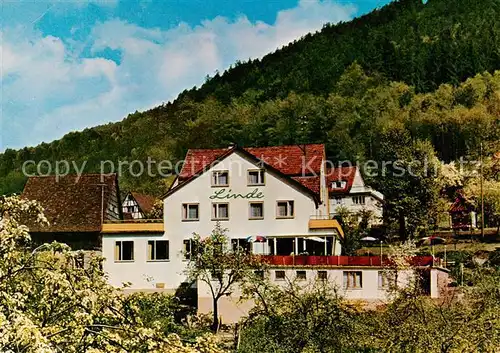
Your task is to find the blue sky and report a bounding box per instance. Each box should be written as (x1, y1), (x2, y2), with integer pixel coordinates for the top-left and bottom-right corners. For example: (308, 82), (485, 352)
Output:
(1, 0), (391, 151)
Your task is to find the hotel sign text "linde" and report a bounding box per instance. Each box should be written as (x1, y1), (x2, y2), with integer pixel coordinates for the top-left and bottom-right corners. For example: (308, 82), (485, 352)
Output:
(209, 188), (264, 200)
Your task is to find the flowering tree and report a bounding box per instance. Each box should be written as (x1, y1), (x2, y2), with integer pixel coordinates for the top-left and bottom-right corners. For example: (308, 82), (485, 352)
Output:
(464, 179), (500, 232)
(0, 195), (226, 352)
(185, 223), (262, 332)
(146, 199), (164, 219)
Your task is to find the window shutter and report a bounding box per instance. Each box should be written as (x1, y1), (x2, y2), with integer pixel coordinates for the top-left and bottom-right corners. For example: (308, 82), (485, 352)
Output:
(115, 242), (120, 261)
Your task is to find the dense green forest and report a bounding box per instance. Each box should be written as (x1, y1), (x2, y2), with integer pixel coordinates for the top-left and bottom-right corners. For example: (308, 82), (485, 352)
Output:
(1, 0), (499, 203)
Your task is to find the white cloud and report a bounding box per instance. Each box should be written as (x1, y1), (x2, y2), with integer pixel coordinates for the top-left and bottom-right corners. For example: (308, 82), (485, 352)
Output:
(1, 0), (356, 150)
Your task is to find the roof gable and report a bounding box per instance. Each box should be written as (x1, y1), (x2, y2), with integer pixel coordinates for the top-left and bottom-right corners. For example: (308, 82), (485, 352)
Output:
(177, 144), (324, 195)
(165, 145), (322, 203)
(129, 192), (156, 214)
(21, 174), (119, 233)
(449, 194), (474, 213)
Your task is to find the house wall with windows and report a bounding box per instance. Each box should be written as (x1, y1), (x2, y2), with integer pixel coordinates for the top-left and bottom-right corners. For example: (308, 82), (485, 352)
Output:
(160, 150), (340, 290)
(197, 266), (448, 324)
(330, 192), (383, 218)
(102, 232), (173, 290)
(328, 167), (384, 224)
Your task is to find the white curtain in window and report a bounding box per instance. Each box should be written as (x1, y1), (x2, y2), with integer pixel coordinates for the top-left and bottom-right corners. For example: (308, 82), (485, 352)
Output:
(250, 204), (262, 217)
(188, 206), (198, 219)
(249, 173), (258, 184)
(219, 204), (228, 218)
(277, 203), (287, 217)
(219, 173), (228, 185)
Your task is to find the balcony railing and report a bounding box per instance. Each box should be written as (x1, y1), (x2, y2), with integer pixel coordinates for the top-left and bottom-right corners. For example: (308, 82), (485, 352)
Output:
(101, 219), (164, 233)
(104, 219), (163, 223)
(309, 214), (333, 220)
(308, 216), (344, 237)
(260, 255), (436, 267)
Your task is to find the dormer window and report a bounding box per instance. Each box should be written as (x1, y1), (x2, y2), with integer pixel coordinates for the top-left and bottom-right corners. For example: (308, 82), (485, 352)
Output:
(212, 171), (229, 186)
(332, 180), (347, 189)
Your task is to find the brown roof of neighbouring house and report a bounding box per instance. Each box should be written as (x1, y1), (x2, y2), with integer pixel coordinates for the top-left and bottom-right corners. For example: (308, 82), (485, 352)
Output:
(449, 193), (474, 213)
(21, 174), (119, 233)
(130, 192), (156, 214)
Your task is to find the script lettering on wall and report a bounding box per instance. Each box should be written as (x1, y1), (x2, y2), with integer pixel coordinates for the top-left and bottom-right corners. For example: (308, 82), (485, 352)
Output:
(209, 188), (264, 200)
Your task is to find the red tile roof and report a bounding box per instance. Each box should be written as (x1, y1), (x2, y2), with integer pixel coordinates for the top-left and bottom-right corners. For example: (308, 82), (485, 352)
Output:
(130, 192), (156, 214)
(21, 174), (119, 233)
(179, 148), (229, 179)
(244, 144), (324, 176)
(449, 194), (474, 213)
(326, 166), (356, 193)
(292, 176), (321, 194)
(178, 144), (325, 194)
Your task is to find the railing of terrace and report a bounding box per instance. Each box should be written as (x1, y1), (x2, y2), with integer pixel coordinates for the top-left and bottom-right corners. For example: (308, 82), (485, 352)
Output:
(260, 255), (437, 267)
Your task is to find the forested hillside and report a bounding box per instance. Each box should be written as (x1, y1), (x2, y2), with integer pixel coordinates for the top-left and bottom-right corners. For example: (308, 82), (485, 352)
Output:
(1, 0), (500, 198)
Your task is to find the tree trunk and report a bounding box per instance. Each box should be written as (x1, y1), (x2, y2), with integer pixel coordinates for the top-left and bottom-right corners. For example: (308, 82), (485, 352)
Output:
(399, 211), (407, 240)
(211, 297), (219, 332)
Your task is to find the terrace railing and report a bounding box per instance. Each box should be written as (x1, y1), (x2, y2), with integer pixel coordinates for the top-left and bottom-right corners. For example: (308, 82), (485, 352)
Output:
(260, 255), (437, 267)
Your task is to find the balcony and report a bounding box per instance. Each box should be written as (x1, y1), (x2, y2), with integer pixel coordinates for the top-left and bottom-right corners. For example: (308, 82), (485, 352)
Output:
(260, 255), (436, 267)
(308, 215), (344, 237)
(101, 219), (164, 234)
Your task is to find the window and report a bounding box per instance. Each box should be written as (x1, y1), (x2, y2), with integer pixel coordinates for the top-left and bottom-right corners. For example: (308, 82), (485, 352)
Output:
(275, 270), (286, 281)
(254, 270), (264, 280)
(182, 203), (199, 221)
(352, 196), (366, 205)
(211, 269), (222, 280)
(296, 270), (307, 281)
(212, 242), (223, 257)
(276, 200), (294, 218)
(332, 180), (347, 189)
(115, 241), (134, 262)
(212, 203), (229, 220)
(378, 271), (396, 289)
(248, 169), (265, 185)
(212, 171), (229, 186)
(343, 271), (362, 289)
(249, 202), (264, 219)
(231, 238), (251, 253)
(126, 205), (137, 213)
(183, 239), (198, 260)
(183, 239), (191, 260)
(75, 252), (85, 269)
(335, 197), (343, 205)
(148, 240), (169, 261)
(318, 270), (328, 281)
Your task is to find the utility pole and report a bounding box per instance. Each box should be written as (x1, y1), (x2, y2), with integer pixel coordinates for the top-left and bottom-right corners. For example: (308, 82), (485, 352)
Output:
(480, 142), (485, 238)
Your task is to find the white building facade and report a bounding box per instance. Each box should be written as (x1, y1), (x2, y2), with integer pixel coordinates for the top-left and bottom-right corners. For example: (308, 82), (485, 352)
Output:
(197, 264), (449, 323)
(101, 144), (450, 325)
(327, 166), (384, 224)
(103, 144), (344, 291)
